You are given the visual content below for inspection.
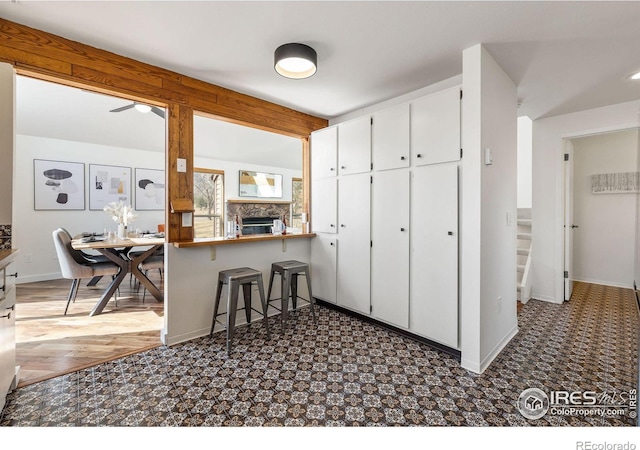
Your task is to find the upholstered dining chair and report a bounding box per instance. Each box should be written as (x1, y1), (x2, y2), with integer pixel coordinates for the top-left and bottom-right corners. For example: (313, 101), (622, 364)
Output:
(52, 228), (122, 315)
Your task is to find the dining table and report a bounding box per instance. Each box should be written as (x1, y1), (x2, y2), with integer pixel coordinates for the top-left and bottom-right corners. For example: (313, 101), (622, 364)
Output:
(71, 235), (165, 316)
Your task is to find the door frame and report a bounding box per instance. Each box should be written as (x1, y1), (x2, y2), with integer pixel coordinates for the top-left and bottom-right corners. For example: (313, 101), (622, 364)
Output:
(561, 125), (640, 301)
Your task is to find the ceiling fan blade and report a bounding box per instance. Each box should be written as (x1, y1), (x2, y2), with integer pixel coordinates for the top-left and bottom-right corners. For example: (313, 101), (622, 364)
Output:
(151, 107), (165, 119)
(109, 103), (135, 113)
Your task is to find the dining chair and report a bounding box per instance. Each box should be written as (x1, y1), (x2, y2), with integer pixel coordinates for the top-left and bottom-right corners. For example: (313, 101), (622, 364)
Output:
(137, 254), (164, 302)
(52, 228), (122, 315)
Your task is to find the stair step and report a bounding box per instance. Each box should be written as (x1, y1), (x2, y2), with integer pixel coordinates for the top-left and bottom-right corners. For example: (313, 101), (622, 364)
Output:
(517, 247), (529, 255)
(517, 264), (525, 273)
(517, 219), (532, 226)
(517, 232), (531, 240)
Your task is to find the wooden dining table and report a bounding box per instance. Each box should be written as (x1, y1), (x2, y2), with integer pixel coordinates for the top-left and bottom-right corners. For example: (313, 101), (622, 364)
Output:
(71, 236), (165, 316)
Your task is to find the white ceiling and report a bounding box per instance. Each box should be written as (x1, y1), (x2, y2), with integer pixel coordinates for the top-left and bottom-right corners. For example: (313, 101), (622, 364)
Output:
(16, 75), (303, 169)
(2, 1), (640, 123)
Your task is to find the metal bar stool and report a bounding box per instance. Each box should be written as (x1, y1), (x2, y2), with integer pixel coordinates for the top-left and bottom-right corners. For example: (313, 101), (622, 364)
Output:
(266, 260), (317, 327)
(210, 267), (271, 354)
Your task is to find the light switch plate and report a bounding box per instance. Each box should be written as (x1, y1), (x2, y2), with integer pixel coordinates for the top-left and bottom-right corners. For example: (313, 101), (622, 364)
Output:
(182, 212), (192, 227)
(177, 158), (187, 173)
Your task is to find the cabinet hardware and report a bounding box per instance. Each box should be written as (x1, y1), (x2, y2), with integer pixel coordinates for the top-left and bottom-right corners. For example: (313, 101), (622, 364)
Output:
(417, 154), (422, 158)
(330, 224), (335, 228)
(341, 166), (346, 169)
(448, 231), (453, 235)
(340, 224), (345, 228)
(400, 228), (405, 232)
(8, 272), (17, 278)
(400, 156), (405, 160)
(330, 242), (334, 247)
(0, 312), (10, 320)
(330, 167), (335, 171)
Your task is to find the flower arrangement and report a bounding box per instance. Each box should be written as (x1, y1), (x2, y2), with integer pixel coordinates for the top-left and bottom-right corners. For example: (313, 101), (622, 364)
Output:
(103, 200), (136, 226)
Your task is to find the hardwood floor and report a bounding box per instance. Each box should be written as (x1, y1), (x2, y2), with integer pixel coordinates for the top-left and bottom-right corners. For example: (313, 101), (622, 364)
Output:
(15, 273), (164, 388)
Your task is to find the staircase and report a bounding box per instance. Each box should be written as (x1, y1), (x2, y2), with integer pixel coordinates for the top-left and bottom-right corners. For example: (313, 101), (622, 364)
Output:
(517, 208), (532, 303)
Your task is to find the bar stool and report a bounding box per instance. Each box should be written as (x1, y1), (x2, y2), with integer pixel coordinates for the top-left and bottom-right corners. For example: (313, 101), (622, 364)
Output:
(210, 267), (271, 354)
(266, 260), (317, 327)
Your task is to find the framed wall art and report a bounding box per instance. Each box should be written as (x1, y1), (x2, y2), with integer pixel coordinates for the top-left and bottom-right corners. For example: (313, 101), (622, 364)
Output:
(89, 164), (131, 210)
(135, 168), (165, 210)
(239, 170), (283, 198)
(33, 159), (85, 210)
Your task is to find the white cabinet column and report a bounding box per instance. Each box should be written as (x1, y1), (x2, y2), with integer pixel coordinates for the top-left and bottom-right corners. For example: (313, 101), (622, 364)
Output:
(410, 164), (459, 348)
(337, 173), (371, 315)
(371, 169), (410, 328)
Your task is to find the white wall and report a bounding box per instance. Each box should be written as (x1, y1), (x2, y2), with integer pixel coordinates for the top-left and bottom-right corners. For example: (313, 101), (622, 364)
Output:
(164, 238), (311, 345)
(13, 135), (165, 283)
(571, 129), (638, 288)
(461, 44), (518, 373)
(517, 116), (532, 209)
(532, 100), (640, 303)
(0, 64), (14, 226)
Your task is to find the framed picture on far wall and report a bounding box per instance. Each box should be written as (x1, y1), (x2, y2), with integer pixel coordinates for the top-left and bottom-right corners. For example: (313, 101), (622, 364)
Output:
(33, 159), (85, 210)
(135, 168), (165, 210)
(89, 164), (131, 210)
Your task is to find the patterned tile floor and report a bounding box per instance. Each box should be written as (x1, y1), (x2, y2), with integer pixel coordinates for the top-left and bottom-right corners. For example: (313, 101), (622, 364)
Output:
(1, 282), (637, 427)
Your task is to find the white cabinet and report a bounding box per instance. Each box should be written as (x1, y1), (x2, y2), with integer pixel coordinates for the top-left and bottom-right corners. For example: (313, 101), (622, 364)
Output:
(337, 173), (371, 315)
(311, 126), (338, 178)
(338, 116), (371, 175)
(310, 234), (337, 304)
(411, 87), (461, 166)
(371, 169), (410, 328)
(372, 103), (410, 171)
(410, 164), (459, 348)
(0, 260), (17, 413)
(311, 177), (337, 234)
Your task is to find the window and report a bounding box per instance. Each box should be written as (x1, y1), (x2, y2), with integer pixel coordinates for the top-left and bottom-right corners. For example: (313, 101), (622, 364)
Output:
(291, 177), (303, 229)
(194, 168), (224, 238)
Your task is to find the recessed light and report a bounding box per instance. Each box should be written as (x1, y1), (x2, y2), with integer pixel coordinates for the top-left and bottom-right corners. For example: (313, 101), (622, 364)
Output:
(629, 71), (640, 80)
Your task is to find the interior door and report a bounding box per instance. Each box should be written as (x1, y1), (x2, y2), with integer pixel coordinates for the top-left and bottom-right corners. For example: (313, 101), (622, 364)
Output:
(564, 141), (574, 301)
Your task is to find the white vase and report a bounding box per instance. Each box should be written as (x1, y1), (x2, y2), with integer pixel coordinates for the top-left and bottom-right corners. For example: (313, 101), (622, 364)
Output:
(117, 223), (126, 239)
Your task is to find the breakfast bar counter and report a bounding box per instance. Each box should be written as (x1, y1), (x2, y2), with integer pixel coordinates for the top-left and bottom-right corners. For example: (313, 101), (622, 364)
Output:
(172, 232), (316, 248)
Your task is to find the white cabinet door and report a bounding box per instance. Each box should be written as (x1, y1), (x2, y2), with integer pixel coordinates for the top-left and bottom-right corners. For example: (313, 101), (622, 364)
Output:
(0, 284), (16, 413)
(338, 116), (371, 175)
(311, 126), (338, 178)
(411, 87), (461, 166)
(311, 177), (337, 234)
(337, 173), (371, 315)
(310, 235), (337, 304)
(372, 103), (410, 171)
(410, 164), (459, 348)
(371, 169), (410, 328)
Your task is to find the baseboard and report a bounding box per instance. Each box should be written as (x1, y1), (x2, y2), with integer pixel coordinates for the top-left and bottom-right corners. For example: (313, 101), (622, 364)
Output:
(572, 277), (634, 290)
(462, 324), (519, 374)
(531, 291), (561, 304)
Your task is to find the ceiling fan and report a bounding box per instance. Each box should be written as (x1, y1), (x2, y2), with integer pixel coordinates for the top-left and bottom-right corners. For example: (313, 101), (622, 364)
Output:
(110, 102), (165, 119)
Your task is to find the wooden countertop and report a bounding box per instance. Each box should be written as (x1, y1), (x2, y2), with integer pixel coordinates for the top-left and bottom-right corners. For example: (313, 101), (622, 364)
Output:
(0, 249), (19, 270)
(172, 233), (316, 248)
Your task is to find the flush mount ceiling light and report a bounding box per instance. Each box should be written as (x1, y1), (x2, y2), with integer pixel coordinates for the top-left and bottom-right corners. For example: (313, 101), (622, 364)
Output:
(630, 71), (640, 80)
(274, 43), (317, 79)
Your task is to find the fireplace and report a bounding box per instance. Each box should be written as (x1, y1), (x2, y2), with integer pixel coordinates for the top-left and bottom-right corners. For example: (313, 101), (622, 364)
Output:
(241, 216), (280, 235)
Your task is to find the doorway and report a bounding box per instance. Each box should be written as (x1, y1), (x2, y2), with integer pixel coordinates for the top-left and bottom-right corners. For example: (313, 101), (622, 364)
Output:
(13, 76), (167, 385)
(563, 128), (639, 300)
